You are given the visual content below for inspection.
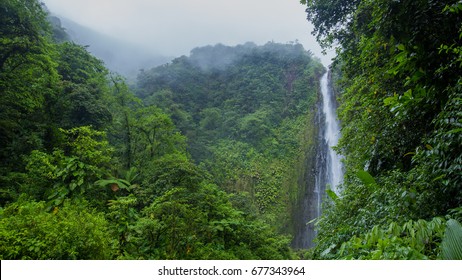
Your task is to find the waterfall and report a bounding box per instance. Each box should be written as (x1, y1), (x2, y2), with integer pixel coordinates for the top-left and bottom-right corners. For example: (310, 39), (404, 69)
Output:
(320, 71), (343, 195)
(292, 70), (343, 249)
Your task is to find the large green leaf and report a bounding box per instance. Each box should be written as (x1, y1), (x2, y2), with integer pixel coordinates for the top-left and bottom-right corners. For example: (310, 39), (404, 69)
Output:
(441, 219), (462, 260)
(356, 170), (376, 187)
(94, 179), (130, 189)
(326, 189), (339, 203)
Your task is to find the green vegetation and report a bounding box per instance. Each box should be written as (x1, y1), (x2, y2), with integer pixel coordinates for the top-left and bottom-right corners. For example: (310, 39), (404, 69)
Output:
(303, 0), (462, 259)
(4, 0), (458, 261)
(0, 0), (322, 259)
(136, 42), (324, 228)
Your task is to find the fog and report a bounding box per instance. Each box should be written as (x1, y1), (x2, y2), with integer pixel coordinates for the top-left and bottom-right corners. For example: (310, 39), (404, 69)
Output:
(43, 0), (334, 68)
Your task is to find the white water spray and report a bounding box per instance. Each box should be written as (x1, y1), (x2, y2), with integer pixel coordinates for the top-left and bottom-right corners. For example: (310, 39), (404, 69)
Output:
(320, 71), (343, 194)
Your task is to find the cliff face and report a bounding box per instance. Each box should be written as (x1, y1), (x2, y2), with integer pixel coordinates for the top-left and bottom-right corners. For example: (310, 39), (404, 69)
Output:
(292, 70), (342, 249)
(291, 72), (327, 249)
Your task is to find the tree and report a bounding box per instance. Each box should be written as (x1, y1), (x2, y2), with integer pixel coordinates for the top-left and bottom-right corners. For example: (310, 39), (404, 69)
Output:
(135, 153), (204, 208)
(0, 0), (51, 71)
(132, 106), (186, 167)
(55, 42), (107, 84)
(301, 0), (361, 48)
(24, 126), (113, 208)
(107, 75), (142, 170)
(0, 0), (59, 168)
(50, 42), (112, 130)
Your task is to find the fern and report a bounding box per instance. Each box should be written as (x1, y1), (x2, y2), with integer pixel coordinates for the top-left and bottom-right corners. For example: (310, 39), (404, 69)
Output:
(441, 219), (462, 260)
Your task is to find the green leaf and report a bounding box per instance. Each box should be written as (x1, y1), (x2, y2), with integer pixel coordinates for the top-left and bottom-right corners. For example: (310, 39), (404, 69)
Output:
(397, 44), (406, 51)
(383, 95), (397, 106)
(447, 128), (462, 134)
(441, 219), (462, 260)
(95, 178), (131, 189)
(356, 170), (376, 186)
(404, 151), (416, 157)
(77, 178), (84, 186)
(326, 189), (339, 203)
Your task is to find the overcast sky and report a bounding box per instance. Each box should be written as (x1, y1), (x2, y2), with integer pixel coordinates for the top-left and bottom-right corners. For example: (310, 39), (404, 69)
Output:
(42, 0), (334, 66)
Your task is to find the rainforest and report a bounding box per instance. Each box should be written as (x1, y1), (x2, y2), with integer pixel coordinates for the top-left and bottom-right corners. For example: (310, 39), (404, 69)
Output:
(0, 0), (461, 260)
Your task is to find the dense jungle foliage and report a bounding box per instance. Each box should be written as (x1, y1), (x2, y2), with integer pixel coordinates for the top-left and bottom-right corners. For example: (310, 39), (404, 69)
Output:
(302, 0), (462, 259)
(2, 0), (460, 261)
(136, 42), (324, 228)
(0, 0), (324, 259)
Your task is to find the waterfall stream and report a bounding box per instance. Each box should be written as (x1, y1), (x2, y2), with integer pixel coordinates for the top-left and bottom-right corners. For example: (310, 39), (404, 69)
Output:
(320, 71), (343, 195)
(292, 70), (343, 249)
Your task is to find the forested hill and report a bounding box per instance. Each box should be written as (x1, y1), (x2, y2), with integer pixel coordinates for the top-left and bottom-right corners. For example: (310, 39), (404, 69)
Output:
(136, 42), (323, 162)
(0, 0), (323, 259)
(303, 0), (462, 259)
(135, 42), (324, 235)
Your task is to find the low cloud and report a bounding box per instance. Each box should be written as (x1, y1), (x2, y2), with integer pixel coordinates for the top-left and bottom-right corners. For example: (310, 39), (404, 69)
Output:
(42, 0), (334, 66)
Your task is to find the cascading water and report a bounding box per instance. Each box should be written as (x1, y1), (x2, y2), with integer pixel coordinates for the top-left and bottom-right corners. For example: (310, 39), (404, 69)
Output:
(292, 70), (343, 249)
(320, 71), (343, 195)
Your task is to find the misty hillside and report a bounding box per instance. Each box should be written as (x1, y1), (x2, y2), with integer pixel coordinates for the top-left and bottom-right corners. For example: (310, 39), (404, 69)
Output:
(135, 42), (325, 235)
(54, 16), (171, 78)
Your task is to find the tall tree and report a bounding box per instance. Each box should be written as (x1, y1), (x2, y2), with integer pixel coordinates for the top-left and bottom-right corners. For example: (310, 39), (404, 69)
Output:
(0, 0), (58, 165)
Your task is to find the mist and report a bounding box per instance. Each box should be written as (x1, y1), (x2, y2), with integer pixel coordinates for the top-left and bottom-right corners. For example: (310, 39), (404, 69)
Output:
(55, 16), (172, 78)
(42, 0), (334, 73)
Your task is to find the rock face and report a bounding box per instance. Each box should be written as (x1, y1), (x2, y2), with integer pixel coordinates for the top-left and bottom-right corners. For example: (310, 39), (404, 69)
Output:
(292, 71), (343, 249)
